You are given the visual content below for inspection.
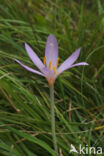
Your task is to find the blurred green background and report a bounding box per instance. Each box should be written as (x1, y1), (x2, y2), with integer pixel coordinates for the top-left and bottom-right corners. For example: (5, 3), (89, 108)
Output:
(0, 0), (104, 155)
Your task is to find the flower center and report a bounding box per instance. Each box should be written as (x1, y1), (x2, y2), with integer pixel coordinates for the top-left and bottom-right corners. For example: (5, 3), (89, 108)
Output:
(48, 60), (52, 69)
(53, 67), (57, 75)
(43, 57), (59, 76)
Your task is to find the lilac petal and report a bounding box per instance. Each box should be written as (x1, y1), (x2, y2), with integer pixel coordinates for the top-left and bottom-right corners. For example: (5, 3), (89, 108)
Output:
(45, 34), (58, 67)
(25, 43), (44, 71)
(58, 62), (88, 75)
(42, 67), (54, 78)
(15, 59), (44, 76)
(58, 48), (81, 74)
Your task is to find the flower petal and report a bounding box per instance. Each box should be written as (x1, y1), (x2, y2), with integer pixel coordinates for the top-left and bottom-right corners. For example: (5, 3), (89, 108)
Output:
(15, 59), (44, 76)
(45, 34), (58, 67)
(58, 62), (88, 75)
(25, 43), (44, 71)
(42, 67), (54, 78)
(58, 48), (81, 74)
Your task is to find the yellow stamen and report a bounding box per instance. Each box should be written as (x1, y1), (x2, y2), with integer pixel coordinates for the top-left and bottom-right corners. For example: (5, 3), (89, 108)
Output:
(56, 58), (59, 66)
(43, 56), (46, 65)
(48, 60), (52, 69)
(53, 67), (57, 75)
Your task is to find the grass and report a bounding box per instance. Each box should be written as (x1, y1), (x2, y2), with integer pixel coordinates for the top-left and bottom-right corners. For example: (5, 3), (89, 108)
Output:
(0, 0), (104, 155)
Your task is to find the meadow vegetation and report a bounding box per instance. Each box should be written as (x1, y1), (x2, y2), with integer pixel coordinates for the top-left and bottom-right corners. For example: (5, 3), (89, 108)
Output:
(0, 0), (104, 155)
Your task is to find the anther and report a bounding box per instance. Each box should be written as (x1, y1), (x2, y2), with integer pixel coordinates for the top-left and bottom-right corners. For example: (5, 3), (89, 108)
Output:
(43, 56), (46, 65)
(53, 67), (57, 75)
(48, 60), (52, 69)
(56, 58), (59, 66)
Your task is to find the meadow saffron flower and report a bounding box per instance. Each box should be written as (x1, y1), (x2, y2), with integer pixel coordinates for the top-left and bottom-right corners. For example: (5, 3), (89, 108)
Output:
(15, 34), (88, 86)
(15, 34), (88, 154)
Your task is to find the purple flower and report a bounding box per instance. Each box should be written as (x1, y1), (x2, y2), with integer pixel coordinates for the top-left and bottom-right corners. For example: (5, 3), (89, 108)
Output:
(15, 34), (88, 85)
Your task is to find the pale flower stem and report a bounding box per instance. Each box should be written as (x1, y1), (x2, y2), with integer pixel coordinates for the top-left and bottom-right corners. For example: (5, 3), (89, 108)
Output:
(50, 84), (58, 154)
